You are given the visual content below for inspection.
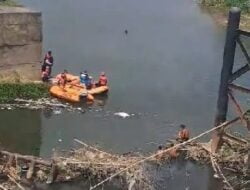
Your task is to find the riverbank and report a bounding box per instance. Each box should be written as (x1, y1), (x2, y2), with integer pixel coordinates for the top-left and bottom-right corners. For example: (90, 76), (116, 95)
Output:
(0, 4), (42, 83)
(0, 0), (19, 6)
(199, 1), (250, 30)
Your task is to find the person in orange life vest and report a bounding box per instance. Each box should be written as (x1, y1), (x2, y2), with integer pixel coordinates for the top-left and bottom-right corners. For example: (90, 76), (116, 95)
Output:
(41, 66), (50, 82)
(177, 124), (190, 142)
(42, 51), (54, 76)
(97, 72), (108, 86)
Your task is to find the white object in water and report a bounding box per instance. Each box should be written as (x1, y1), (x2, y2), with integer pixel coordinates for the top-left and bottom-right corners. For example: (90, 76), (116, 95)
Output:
(213, 174), (220, 179)
(53, 109), (62, 115)
(114, 112), (130, 118)
(58, 139), (62, 142)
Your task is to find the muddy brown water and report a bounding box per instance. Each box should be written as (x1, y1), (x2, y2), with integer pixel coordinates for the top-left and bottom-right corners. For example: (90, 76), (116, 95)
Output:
(1, 0), (250, 189)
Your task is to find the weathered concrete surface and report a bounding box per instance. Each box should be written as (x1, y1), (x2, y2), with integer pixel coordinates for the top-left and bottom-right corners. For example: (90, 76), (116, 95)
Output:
(0, 6), (42, 82)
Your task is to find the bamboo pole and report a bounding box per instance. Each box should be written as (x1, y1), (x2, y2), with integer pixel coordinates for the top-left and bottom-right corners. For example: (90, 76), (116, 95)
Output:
(74, 139), (113, 157)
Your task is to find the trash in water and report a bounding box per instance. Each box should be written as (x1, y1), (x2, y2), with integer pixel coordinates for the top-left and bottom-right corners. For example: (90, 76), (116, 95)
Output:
(53, 109), (62, 115)
(213, 174), (219, 179)
(7, 107), (12, 110)
(114, 112), (130, 118)
(58, 139), (62, 142)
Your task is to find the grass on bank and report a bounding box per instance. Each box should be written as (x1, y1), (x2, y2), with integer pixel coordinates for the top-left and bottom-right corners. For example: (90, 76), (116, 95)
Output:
(0, 83), (49, 103)
(0, 0), (21, 7)
(224, 0), (250, 12)
(201, 0), (250, 12)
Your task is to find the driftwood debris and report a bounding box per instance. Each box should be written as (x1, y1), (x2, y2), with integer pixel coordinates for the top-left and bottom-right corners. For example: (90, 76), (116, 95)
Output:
(0, 118), (248, 189)
(0, 151), (51, 166)
(0, 185), (8, 190)
(26, 160), (35, 180)
(0, 98), (85, 113)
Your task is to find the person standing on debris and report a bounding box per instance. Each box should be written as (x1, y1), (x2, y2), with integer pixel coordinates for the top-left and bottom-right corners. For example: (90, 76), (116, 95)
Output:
(42, 50), (54, 76)
(177, 124), (190, 142)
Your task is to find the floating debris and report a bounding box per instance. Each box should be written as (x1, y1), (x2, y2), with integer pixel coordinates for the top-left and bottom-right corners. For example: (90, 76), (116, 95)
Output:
(0, 98), (86, 113)
(114, 112), (130, 118)
(53, 109), (62, 115)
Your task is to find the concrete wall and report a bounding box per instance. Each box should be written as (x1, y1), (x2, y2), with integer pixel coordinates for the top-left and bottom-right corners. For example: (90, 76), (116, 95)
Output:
(0, 6), (42, 82)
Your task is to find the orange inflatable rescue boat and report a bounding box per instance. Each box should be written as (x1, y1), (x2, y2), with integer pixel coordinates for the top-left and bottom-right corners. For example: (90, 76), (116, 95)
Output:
(49, 75), (109, 102)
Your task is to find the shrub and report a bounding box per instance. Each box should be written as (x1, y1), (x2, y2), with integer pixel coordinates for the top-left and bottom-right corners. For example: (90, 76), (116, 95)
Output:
(224, 0), (250, 12)
(0, 83), (49, 103)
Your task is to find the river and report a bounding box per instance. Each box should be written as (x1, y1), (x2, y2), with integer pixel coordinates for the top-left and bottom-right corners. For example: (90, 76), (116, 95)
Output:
(0, 0), (242, 189)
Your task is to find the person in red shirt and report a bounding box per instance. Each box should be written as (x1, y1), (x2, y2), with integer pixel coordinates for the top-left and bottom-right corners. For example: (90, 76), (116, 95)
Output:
(97, 72), (108, 86)
(41, 66), (50, 82)
(42, 51), (54, 76)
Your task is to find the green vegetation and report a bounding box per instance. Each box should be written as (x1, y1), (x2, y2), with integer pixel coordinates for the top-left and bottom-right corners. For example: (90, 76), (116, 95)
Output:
(224, 0), (250, 12)
(0, 83), (49, 103)
(0, 0), (20, 7)
(201, 0), (250, 12)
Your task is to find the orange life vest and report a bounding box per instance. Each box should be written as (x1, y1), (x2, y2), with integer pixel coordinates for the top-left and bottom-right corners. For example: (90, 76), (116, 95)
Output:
(99, 75), (108, 86)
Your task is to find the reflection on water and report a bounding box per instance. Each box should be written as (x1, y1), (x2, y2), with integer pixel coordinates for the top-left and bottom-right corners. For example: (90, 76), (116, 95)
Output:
(147, 159), (222, 190)
(0, 110), (41, 156)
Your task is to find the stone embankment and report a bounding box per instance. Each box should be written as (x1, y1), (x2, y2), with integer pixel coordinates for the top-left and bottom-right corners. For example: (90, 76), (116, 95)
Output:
(0, 6), (42, 82)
